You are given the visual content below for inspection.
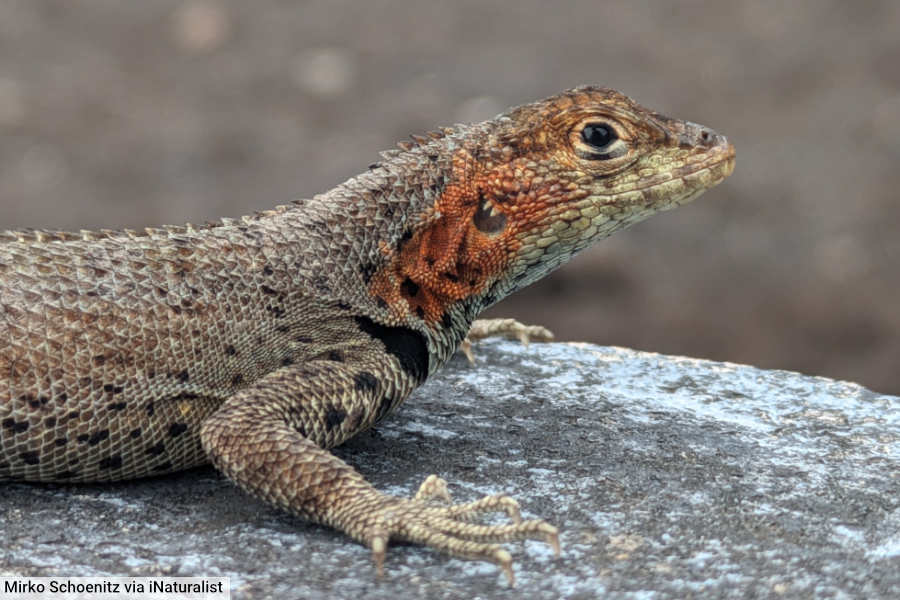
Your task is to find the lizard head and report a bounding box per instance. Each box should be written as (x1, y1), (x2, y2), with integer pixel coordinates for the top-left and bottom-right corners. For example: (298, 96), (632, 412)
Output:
(477, 85), (736, 295)
(367, 86), (734, 325)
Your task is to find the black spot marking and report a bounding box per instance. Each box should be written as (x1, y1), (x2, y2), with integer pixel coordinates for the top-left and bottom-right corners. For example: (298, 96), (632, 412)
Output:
(360, 263), (376, 284)
(55, 437), (67, 447)
(168, 423), (188, 438)
(267, 305), (286, 318)
(93, 354), (107, 366)
(376, 395), (394, 420)
(337, 301), (351, 311)
(177, 370), (190, 383)
(276, 325), (290, 333)
(327, 350), (343, 362)
(44, 416), (56, 428)
(263, 265), (274, 276)
(415, 306), (425, 319)
(231, 374), (245, 386)
(108, 401), (127, 411)
(442, 272), (459, 282)
(88, 430), (109, 446)
(129, 428), (142, 439)
(355, 316), (429, 382)
(261, 285), (279, 296)
(325, 408), (347, 432)
(441, 312), (453, 329)
(2, 418), (28, 434)
(353, 372), (378, 394)
(281, 356), (295, 367)
(225, 345), (237, 356)
(103, 384), (124, 394)
(313, 275), (330, 294)
(54, 470), (78, 479)
(153, 461), (173, 472)
(146, 402), (155, 416)
(98, 455), (123, 470)
(374, 296), (388, 310)
(146, 441), (165, 456)
(401, 277), (420, 298)
(20, 451), (40, 465)
(77, 434), (90, 443)
(294, 335), (314, 343)
(59, 393), (68, 402)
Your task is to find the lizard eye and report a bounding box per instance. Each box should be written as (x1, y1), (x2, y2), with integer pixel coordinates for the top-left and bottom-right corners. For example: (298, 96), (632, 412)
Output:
(572, 118), (629, 163)
(581, 123), (617, 150)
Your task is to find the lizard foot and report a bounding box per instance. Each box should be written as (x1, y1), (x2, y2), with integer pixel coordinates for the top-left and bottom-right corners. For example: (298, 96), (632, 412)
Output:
(461, 318), (555, 364)
(367, 475), (560, 586)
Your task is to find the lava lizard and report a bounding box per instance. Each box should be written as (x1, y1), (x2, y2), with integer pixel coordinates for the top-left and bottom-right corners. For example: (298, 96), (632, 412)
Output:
(0, 86), (735, 584)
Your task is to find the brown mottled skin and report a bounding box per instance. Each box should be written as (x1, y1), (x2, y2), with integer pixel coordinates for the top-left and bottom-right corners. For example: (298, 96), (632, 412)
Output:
(0, 87), (734, 584)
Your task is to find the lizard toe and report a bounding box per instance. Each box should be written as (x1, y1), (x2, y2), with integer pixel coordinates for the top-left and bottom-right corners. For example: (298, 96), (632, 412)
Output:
(364, 478), (559, 585)
(462, 319), (555, 363)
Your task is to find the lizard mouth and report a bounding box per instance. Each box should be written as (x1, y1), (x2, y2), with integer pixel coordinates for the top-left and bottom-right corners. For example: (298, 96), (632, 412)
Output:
(691, 141), (736, 181)
(649, 140), (735, 191)
(599, 139), (735, 208)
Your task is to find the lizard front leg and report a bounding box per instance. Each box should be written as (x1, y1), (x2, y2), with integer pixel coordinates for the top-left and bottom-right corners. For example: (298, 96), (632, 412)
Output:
(199, 354), (558, 584)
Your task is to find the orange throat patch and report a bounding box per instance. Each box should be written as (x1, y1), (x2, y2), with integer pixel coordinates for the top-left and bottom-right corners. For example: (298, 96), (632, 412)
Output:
(367, 149), (586, 326)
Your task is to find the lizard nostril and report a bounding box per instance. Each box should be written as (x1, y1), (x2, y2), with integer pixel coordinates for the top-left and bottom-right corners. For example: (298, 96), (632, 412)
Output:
(678, 122), (721, 149)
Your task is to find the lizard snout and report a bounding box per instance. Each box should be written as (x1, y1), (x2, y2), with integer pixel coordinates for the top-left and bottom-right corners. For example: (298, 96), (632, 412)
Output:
(679, 120), (729, 151)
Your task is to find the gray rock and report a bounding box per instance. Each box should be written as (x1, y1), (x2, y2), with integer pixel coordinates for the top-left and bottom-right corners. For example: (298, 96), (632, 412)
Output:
(2, 340), (898, 599)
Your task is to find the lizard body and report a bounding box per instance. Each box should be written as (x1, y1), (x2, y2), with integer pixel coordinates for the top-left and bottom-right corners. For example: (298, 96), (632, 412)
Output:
(0, 87), (734, 582)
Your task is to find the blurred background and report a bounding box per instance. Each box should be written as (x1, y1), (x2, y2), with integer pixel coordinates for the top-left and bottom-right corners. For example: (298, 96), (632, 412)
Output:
(0, 1), (897, 393)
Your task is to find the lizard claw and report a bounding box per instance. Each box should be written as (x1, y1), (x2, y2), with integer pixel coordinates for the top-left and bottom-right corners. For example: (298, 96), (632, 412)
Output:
(361, 475), (559, 585)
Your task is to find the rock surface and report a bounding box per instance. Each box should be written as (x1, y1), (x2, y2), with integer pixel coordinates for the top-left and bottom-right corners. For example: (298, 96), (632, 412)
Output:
(2, 340), (898, 599)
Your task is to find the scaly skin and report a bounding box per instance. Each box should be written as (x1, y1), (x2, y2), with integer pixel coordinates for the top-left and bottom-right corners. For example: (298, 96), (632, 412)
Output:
(0, 86), (734, 584)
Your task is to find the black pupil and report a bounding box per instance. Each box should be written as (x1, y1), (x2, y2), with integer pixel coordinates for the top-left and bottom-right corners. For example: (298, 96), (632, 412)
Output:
(581, 123), (616, 149)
